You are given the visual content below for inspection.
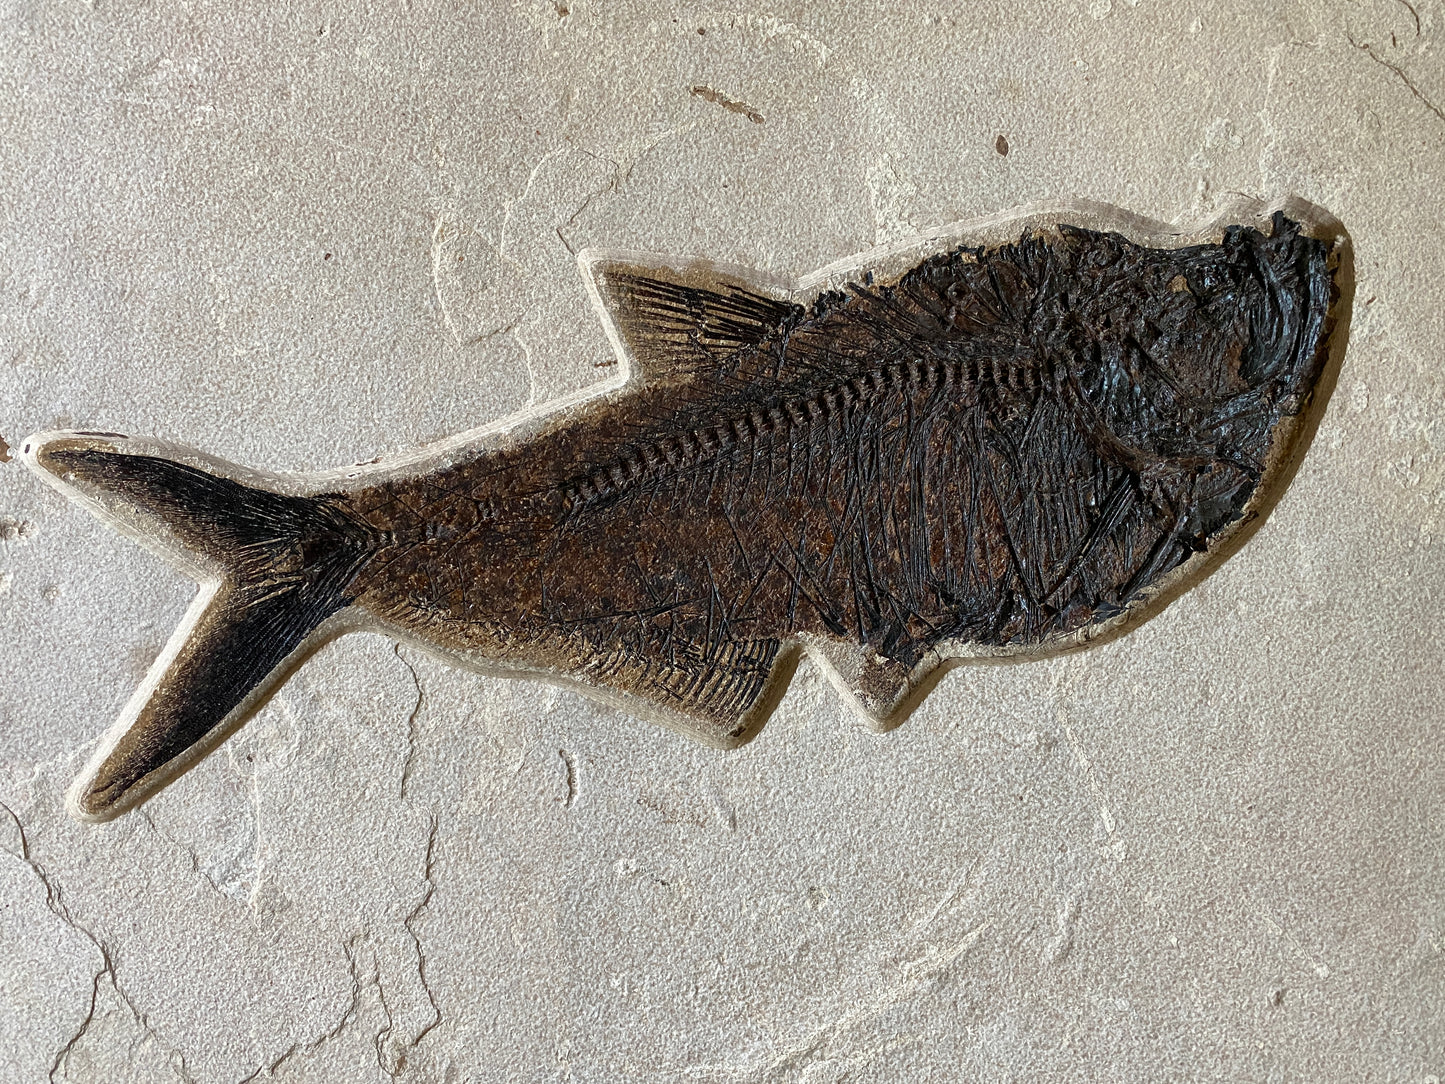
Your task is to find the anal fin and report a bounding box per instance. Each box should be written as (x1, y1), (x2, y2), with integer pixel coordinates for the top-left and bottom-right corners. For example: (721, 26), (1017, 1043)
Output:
(810, 641), (933, 730)
(573, 635), (791, 747)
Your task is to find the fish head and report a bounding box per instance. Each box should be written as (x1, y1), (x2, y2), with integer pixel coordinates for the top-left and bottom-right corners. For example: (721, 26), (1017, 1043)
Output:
(1071, 216), (1332, 462)
(1064, 214), (1336, 541)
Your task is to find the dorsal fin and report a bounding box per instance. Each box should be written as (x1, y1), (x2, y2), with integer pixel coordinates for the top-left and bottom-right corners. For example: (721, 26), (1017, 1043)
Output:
(582, 254), (801, 387)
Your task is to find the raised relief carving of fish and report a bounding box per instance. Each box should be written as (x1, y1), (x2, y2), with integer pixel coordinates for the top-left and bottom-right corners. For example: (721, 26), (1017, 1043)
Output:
(20, 199), (1350, 821)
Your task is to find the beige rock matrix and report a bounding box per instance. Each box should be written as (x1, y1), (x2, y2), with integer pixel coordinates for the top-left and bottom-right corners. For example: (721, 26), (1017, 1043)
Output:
(1, 2), (1440, 1081)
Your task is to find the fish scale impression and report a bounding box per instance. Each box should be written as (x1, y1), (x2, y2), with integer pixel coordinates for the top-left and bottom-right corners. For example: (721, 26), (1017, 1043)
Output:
(22, 200), (1349, 822)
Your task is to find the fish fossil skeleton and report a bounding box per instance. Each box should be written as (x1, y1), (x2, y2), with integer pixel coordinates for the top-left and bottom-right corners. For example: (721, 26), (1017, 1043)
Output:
(21, 199), (1350, 822)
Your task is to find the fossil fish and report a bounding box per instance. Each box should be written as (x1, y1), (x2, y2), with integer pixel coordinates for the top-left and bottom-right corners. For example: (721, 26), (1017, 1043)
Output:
(21, 199), (1349, 822)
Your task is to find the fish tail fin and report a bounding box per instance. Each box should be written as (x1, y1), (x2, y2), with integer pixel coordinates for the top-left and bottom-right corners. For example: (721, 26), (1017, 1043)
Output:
(21, 432), (379, 821)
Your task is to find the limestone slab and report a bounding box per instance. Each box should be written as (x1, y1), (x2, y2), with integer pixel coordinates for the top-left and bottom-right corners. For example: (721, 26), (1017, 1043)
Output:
(1, 1), (1442, 1081)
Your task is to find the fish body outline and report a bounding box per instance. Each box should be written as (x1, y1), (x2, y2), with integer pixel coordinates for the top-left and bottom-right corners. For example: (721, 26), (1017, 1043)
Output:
(21, 197), (1351, 822)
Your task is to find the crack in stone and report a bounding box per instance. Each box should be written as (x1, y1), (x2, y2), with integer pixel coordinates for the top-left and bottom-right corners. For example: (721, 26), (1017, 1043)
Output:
(241, 903), (446, 1084)
(1348, 32), (1445, 126)
(1, 800), (195, 1083)
(51, 957), (108, 1083)
(238, 934), (367, 1083)
(396, 815), (444, 1075)
(1394, 0), (1422, 38)
(554, 149), (620, 256)
(393, 644), (425, 800)
(140, 808), (258, 905)
(429, 215), (465, 344)
(365, 815), (445, 1078)
(371, 953), (400, 1077)
(137, 766), (263, 907)
(138, 810), (202, 877)
(559, 749), (579, 808)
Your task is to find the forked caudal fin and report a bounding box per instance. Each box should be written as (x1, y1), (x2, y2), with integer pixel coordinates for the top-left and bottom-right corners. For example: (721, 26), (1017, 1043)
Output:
(22, 433), (380, 821)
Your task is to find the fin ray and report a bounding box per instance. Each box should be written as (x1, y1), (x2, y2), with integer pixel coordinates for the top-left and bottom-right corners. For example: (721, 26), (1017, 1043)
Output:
(572, 633), (788, 746)
(585, 256), (801, 386)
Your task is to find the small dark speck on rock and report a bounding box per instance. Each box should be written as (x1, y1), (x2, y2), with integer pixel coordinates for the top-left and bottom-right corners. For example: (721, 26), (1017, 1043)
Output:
(1272, 988), (1286, 1006)
(324, 252), (333, 261)
(995, 134), (1010, 156)
(698, 27), (705, 34)
(691, 85), (765, 124)
(0, 434), (10, 463)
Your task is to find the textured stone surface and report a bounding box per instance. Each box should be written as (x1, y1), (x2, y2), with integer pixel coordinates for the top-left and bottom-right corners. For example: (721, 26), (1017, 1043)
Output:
(1, 1), (1442, 1081)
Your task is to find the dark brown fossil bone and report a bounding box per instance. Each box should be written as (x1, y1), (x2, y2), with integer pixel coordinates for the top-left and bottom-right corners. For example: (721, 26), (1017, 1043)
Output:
(22, 201), (1349, 821)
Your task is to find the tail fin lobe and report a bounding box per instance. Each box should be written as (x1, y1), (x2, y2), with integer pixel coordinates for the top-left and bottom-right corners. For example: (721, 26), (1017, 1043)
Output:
(25, 433), (379, 820)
